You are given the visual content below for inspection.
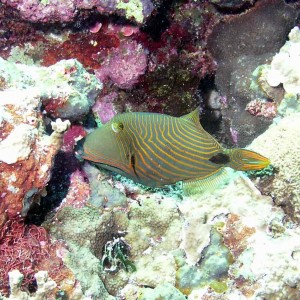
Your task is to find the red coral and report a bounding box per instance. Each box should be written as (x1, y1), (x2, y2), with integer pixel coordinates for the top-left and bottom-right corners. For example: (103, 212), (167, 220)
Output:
(41, 30), (120, 71)
(0, 217), (51, 295)
(62, 124), (87, 152)
(42, 97), (67, 117)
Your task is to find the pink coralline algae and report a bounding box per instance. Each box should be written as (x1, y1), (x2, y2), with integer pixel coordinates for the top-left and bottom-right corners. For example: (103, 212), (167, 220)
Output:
(57, 169), (91, 211)
(1, 0), (76, 23)
(92, 92), (118, 124)
(95, 40), (148, 89)
(62, 124), (87, 153)
(1, 0), (154, 23)
(246, 99), (277, 119)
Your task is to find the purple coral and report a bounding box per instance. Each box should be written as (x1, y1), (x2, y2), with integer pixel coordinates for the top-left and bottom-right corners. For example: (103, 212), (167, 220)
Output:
(1, 0), (76, 22)
(95, 40), (148, 89)
(92, 92), (118, 124)
(1, 0), (153, 23)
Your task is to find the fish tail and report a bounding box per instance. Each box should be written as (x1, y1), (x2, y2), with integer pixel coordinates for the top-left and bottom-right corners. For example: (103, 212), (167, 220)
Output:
(224, 149), (270, 171)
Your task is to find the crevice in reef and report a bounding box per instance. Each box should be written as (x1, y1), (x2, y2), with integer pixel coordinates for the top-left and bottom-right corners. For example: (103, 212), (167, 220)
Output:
(25, 151), (80, 225)
(140, 0), (174, 41)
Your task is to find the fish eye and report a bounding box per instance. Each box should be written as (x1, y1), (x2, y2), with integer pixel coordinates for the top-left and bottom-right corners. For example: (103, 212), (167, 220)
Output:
(112, 122), (124, 133)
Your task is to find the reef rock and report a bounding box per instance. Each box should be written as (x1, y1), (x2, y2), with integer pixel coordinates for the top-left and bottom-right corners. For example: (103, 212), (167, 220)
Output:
(207, 0), (298, 146)
(250, 113), (300, 223)
(0, 270), (56, 300)
(45, 152), (300, 299)
(266, 26), (300, 95)
(0, 58), (101, 228)
(0, 58), (102, 120)
(0, 93), (70, 227)
(1, 0), (154, 24)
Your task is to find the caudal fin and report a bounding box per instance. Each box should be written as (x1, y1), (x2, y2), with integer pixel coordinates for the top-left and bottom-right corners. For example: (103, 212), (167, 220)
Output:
(225, 149), (270, 171)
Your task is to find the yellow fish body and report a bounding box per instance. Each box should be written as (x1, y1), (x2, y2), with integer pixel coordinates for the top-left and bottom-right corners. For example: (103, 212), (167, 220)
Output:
(82, 109), (270, 194)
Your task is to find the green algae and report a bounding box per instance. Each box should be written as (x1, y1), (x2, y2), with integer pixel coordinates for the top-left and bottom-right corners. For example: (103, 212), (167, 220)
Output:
(116, 0), (144, 23)
(102, 238), (136, 273)
(209, 280), (228, 293)
(246, 164), (276, 178)
(278, 93), (300, 116)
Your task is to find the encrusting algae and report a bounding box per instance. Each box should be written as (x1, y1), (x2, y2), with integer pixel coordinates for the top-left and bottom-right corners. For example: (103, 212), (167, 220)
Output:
(81, 108), (270, 194)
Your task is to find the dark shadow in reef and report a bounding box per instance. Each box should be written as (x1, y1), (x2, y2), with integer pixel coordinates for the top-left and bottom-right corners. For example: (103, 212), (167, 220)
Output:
(197, 75), (235, 147)
(25, 151), (80, 226)
(140, 0), (174, 41)
(211, 0), (257, 14)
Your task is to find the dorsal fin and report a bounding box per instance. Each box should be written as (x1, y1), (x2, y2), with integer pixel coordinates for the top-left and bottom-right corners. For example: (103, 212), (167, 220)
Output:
(180, 107), (201, 126)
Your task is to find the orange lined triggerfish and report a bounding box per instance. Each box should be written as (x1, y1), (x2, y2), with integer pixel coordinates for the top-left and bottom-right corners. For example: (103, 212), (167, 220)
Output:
(81, 109), (270, 194)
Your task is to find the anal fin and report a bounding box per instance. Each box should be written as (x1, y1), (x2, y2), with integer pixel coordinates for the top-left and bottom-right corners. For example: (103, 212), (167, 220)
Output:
(182, 168), (228, 196)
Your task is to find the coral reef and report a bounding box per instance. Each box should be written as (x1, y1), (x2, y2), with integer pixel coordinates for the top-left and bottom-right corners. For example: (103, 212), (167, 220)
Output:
(0, 57), (101, 295)
(95, 40), (148, 89)
(0, 91), (70, 226)
(0, 218), (51, 295)
(49, 205), (122, 299)
(0, 218), (75, 298)
(0, 1), (300, 299)
(0, 58), (102, 120)
(245, 99), (277, 119)
(250, 113), (300, 223)
(0, 270), (56, 300)
(44, 156), (300, 299)
(1, 0), (154, 24)
(41, 28), (121, 71)
(254, 26), (300, 117)
(266, 26), (300, 94)
(122, 283), (186, 300)
(92, 92), (118, 125)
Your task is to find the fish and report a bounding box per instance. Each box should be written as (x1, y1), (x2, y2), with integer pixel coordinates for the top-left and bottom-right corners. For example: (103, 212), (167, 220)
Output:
(81, 108), (270, 194)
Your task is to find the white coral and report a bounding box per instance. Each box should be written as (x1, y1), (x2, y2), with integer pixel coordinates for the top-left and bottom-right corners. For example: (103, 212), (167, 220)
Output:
(0, 124), (38, 164)
(267, 26), (300, 94)
(1, 270), (56, 300)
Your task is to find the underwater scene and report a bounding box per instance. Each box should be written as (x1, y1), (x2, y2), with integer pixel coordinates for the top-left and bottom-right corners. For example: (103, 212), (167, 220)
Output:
(0, 0), (300, 299)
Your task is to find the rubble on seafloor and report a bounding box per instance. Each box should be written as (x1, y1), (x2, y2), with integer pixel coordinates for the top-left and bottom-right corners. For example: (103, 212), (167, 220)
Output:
(1, 1), (300, 300)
